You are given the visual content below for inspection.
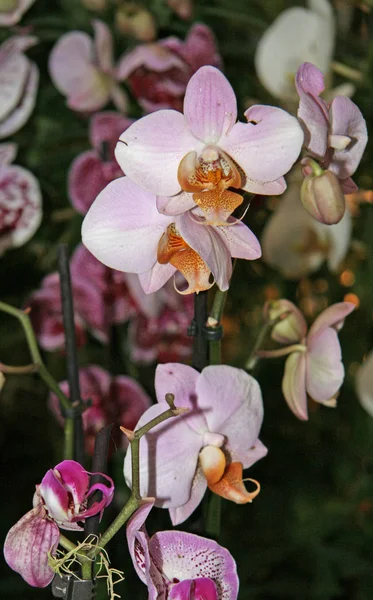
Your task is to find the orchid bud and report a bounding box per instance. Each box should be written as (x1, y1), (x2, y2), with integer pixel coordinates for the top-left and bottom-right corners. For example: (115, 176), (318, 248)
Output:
(300, 158), (346, 225)
(80, 0), (107, 10)
(264, 299), (307, 344)
(115, 4), (157, 42)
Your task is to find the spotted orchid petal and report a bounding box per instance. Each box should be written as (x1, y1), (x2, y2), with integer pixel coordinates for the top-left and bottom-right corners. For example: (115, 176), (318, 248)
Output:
(169, 578), (218, 600)
(4, 505), (59, 588)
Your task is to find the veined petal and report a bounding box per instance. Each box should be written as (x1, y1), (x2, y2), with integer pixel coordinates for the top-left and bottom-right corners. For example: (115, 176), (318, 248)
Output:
(306, 328), (344, 403)
(149, 530), (239, 600)
(329, 95), (368, 179)
(282, 352), (308, 420)
(4, 506), (59, 588)
(216, 221), (261, 261)
(308, 301), (355, 340)
(115, 110), (201, 196)
(124, 403), (203, 508)
(82, 177), (172, 273)
(220, 106), (303, 186)
(183, 66), (237, 144)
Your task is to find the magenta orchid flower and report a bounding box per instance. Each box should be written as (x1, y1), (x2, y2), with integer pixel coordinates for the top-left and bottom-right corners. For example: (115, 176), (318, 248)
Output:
(295, 62), (367, 223)
(0, 0), (35, 26)
(116, 24), (221, 112)
(4, 460), (114, 587)
(49, 365), (151, 455)
(114, 65), (303, 225)
(0, 142), (42, 256)
(49, 20), (128, 112)
(124, 364), (267, 525)
(127, 501), (239, 599)
(259, 301), (355, 420)
(69, 111), (133, 214)
(0, 35), (39, 139)
(82, 176), (261, 295)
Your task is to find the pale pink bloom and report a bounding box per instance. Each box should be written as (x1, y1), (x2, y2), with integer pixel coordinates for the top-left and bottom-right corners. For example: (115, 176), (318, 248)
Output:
(260, 301), (355, 420)
(255, 0), (335, 101)
(49, 365), (151, 455)
(0, 142), (42, 256)
(116, 24), (221, 112)
(0, 35), (39, 139)
(124, 364), (267, 525)
(261, 165), (352, 279)
(69, 111), (133, 214)
(114, 65), (303, 225)
(28, 243), (137, 350)
(0, 0), (35, 26)
(127, 501), (239, 599)
(82, 176), (261, 295)
(49, 20), (128, 112)
(4, 460), (114, 587)
(296, 62), (367, 194)
(355, 351), (373, 418)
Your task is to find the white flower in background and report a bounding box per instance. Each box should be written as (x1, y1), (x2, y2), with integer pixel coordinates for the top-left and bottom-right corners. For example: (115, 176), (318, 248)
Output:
(261, 166), (351, 279)
(255, 0), (335, 101)
(0, 35), (39, 139)
(356, 352), (373, 418)
(0, 0), (35, 26)
(0, 143), (42, 256)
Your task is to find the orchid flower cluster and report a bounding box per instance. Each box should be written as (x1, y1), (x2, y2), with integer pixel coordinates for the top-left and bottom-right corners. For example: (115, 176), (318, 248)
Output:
(1, 1), (370, 599)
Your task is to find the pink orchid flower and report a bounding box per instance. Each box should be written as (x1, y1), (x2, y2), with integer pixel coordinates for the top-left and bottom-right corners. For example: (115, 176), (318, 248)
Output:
(127, 501), (239, 599)
(4, 460), (114, 587)
(49, 365), (151, 455)
(124, 364), (267, 525)
(69, 111), (133, 214)
(114, 65), (303, 226)
(0, 0), (35, 26)
(49, 20), (128, 112)
(295, 62), (367, 222)
(259, 301), (355, 420)
(82, 176), (261, 295)
(0, 142), (42, 256)
(0, 35), (39, 139)
(28, 243), (137, 350)
(116, 24), (221, 113)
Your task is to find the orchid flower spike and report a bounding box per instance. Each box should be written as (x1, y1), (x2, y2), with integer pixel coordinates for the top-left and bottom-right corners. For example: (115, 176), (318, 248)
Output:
(82, 176), (261, 295)
(0, 143), (42, 256)
(260, 301), (355, 420)
(0, 0), (35, 26)
(0, 35), (39, 139)
(295, 62), (367, 223)
(4, 460), (114, 587)
(114, 65), (303, 226)
(124, 364), (267, 525)
(49, 20), (128, 112)
(127, 501), (239, 599)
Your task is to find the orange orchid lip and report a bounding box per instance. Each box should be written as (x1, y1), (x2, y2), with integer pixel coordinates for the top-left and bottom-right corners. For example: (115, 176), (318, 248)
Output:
(157, 223), (214, 294)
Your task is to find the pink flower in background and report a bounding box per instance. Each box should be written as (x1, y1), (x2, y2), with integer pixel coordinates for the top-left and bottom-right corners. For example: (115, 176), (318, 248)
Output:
(49, 20), (128, 112)
(49, 365), (151, 455)
(116, 23), (221, 112)
(167, 0), (193, 20)
(4, 460), (114, 587)
(69, 111), (133, 214)
(0, 142), (42, 256)
(259, 301), (355, 420)
(124, 364), (267, 525)
(0, 35), (39, 139)
(127, 501), (239, 599)
(114, 65), (303, 225)
(82, 176), (261, 295)
(28, 243), (137, 350)
(0, 0), (35, 26)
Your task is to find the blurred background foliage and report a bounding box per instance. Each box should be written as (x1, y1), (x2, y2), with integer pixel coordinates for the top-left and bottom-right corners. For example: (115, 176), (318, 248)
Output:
(1, 0), (373, 598)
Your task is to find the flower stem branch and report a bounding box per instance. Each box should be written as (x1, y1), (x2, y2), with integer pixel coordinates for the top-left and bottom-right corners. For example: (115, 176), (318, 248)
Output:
(0, 362), (39, 374)
(245, 312), (293, 371)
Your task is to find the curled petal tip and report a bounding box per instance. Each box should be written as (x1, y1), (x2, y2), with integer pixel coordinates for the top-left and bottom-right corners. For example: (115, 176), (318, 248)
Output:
(208, 462), (261, 504)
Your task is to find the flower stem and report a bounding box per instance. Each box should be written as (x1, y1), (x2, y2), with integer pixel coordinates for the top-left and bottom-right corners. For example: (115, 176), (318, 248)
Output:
(245, 312), (295, 371)
(205, 492), (221, 538)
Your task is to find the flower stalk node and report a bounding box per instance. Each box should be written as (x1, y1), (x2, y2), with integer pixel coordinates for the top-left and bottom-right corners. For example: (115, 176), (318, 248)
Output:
(165, 392), (176, 409)
(120, 426), (135, 442)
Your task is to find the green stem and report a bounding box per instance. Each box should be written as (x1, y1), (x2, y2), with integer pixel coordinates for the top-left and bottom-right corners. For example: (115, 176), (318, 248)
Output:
(59, 534), (78, 553)
(209, 288), (228, 324)
(95, 495), (139, 552)
(64, 418), (75, 461)
(205, 493), (221, 538)
(245, 311), (294, 371)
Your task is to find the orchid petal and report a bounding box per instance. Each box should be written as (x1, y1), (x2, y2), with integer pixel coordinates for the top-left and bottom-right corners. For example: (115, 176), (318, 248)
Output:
(0, 0), (35, 26)
(329, 95), (368, 179)
(295, 62), (329, 157)
(49, 32), (94, 96)
(356, 351), (373, 418)
(220, 106), (303, 186)
(126, 501), (154, 585)
(139, 262), (176, 294)
(124, 403), (203, 508)
(90, 111), (133, 155)
(183, 66), (237, 144)
(169, 578), (218, 600)
(4, 506), (59, 588)
(306, 327), (344, 403)
(0, 50), (28, 121)
(327, 208), (352, 272)
(82, 177), (172, 273)
(0, 62), (39, 139)
(0, 142), (17, 166)
(149, 530), (239, 600)
(267, 299), (308, 344)
(308, 301), (355, 340)
(282, 352), (308, 420)
(216, 222), (262, 261)
(67, 67), (111, 112)
(156, 191), (196, 216)
(68, 151), (109, 215)
(169, 467), (207, 526)
(93, 20), (113, 73)
(116, 43), (186, 80)
(115, 111), (201, 196)
(181, 23), (222, 72)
